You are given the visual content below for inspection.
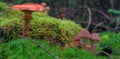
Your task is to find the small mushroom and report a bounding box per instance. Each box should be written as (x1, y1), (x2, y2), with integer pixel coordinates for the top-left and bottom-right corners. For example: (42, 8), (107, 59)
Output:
(69, 34), (80, 47)
(91, 33), (101, 41)
(41, 2), (47, 7)
(91, 33), (101, 47)
(78, 29), (91, 38)
(79, 29), (91, 48)
(70, 29), (90, 48)
(90, 33), (101, 54)
(44, 6), (51, 14)
(73, 29), (91, 48)
(12, 3), (44, 37)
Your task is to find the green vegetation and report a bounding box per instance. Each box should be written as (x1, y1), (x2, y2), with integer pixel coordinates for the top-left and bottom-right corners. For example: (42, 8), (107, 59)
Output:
(0, 2), (82, 44)
(1, 32), (120, 59)
(0, 39), (105, 59)
(99, 32), (120, 56)
(0, 2), (120, 59)
(108, 9), (120, 15)
(0, 2), (9, 11)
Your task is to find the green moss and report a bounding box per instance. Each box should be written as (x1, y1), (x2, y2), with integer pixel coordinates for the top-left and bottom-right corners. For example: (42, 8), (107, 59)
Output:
(0, 2), (9, 11)
(99, 32), (120, 56)
(0, 10), (83, 45)
(0, 39), (108, 59)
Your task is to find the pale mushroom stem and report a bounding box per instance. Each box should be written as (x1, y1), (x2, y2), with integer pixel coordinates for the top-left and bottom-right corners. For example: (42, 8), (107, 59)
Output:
(90, 41), (98, 54)
(22, 10), (33, 37)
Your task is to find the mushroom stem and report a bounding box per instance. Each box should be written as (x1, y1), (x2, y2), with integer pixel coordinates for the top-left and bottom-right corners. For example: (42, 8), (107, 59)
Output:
(22, 10), (33, 37)
(90, 41), (98, 54)
(80, 38), (87, 48)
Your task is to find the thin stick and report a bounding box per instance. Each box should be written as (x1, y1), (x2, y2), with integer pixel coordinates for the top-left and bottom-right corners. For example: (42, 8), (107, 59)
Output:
(91, 8), (111, 20)
(92, 22), (105, 32)
(26, 38), (59, 59)
(101, 51), (113, 59)
(86, 7), (92, 30)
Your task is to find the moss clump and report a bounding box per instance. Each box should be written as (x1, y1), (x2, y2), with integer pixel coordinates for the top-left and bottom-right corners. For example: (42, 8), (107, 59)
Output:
(0, 8), (82, 45)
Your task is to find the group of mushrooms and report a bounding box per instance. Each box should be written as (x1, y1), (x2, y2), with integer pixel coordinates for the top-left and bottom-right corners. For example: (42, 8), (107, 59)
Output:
(11, 2), (50, 37)
(11, 2), (101, 54)
(70, 29), (101, 54)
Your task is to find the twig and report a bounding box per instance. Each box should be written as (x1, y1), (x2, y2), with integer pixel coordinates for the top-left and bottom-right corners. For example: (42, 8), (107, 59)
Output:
(115, 17), (119, 29)
(101, 51), (113, 59)
(86, 7), (92, 30)
(91, 8), (111, 20)
(78, 5), (111, 30)
(77, 5), (111, 21)
(25, 38), (59, 59)
(92, 22), (105, 32)
(80, 21), (114, 31)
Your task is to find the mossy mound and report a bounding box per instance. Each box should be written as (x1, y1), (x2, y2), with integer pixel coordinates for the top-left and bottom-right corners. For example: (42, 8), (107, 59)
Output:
(0, 7), (83, 45)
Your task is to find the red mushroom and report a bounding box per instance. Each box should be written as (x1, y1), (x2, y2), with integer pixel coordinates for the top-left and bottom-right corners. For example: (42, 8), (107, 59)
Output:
(78, 29), (91, 48)
(74, 29), (91, 41)
(69, 34), (80, 47)
(69, 30), (101, 54)
(72, 29), (91, 48)
(11, 3), (44, 37)
(78, 29), (91, 38)
(91, 33), (101, 48)
(91, 33), (101, 41)
(90, 33), (101, 54)
(44, 6), (51, 14)
(41, 2), (47, 7)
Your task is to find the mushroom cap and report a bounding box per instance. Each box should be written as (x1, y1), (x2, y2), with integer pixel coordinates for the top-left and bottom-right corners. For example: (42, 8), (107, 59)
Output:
(78, 29), (91, 39)
(45, 6), (51, 11)
(41, 2), (47, 7)
(91, 33), (101, 41)
(12, 3), (44, 11)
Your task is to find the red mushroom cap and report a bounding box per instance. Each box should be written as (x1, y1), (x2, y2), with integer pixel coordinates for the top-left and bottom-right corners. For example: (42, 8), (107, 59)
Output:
(41, 2), (47, 7)
(45, 6), (51, 11)
(91, 33), (101, 41)
(12, 3), (44, 11)
(78, 29), (91, 39)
